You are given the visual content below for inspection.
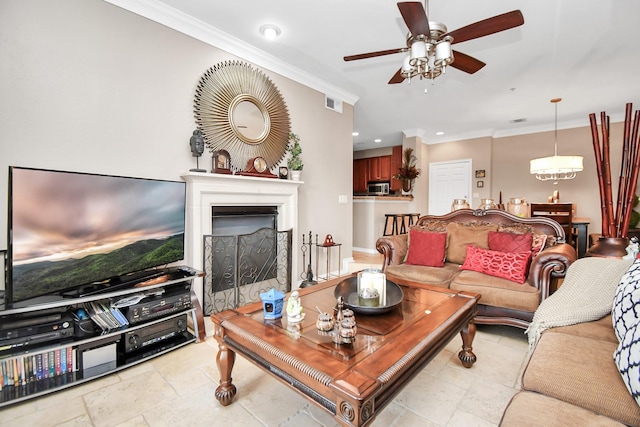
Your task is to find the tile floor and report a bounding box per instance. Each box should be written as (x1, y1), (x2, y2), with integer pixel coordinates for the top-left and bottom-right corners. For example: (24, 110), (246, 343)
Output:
(0, 253), (531, 426)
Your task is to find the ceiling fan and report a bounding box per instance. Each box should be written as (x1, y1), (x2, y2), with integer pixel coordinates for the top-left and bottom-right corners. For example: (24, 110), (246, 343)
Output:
(343, 1), (524, 85)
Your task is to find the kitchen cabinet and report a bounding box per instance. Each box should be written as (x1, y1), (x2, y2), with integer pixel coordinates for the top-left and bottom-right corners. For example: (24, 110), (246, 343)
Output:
(390, 146), (402, 192)
(353, 158), (369, 192)
(368, 156), (391, 182)
(353, 146), (404, 192)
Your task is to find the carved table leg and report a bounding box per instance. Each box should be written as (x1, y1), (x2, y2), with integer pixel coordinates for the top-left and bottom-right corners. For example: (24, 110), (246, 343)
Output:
(458, 321), (477, 368)
(215, 341), (237, 405)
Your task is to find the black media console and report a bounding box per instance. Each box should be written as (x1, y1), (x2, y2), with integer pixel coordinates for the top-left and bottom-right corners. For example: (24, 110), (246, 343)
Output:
(0, 266), (203, 407)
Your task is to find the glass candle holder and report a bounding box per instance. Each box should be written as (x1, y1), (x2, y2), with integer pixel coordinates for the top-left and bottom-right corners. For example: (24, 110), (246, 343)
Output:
(357, 268), (386, 306)
(507, 197), (530, 217)
(478, 198), (497, 210)
(451, 199), (470, 211)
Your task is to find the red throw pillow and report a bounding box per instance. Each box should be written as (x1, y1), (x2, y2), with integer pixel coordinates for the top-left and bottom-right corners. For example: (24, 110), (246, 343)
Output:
(488, 231), (533, 254)
(405, 230), (447, 267)
(460, 245), (532, 284)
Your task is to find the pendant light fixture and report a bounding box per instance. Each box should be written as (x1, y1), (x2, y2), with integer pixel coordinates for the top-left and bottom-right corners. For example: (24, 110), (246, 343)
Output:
(530, 98), (583, 184)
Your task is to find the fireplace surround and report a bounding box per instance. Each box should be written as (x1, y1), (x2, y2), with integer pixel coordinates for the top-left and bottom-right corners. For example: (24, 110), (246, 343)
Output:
(181, 171), (302, 324)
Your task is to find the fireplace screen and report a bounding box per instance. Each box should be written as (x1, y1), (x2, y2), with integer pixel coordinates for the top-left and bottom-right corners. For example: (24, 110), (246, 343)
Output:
(203, 228), (292, 315)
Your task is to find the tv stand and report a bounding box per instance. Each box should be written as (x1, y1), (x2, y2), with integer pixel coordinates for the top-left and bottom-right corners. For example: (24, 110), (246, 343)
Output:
(0, 266), (204, 408)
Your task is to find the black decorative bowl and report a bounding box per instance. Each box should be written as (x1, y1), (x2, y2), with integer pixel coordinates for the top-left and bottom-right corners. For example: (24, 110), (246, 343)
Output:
(334, 276), (404, 315)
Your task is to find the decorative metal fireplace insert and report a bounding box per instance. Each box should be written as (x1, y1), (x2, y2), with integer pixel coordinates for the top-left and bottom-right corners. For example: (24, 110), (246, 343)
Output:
(203, 227), (292, 315)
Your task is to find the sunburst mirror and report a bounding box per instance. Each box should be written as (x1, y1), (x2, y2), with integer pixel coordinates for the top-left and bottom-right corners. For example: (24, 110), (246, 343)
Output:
(194, 61), (291, 171)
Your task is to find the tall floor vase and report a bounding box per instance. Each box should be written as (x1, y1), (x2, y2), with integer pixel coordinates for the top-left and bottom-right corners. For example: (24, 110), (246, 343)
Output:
(586, 237), (629, 258)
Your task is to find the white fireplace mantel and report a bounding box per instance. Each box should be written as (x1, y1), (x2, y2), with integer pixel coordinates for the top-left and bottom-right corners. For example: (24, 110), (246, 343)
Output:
(181, 171), (303, 305)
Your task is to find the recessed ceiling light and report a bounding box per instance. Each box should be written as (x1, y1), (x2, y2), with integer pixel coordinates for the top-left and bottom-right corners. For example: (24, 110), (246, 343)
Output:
(352, 132), (359, 136)
(259, 24), (281, 40)
(374, 139), (382, 143)
(436, 131), (444, 136)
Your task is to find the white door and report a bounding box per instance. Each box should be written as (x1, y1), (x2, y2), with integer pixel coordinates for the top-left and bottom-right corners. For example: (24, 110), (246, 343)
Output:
(428, 159), (473, 215)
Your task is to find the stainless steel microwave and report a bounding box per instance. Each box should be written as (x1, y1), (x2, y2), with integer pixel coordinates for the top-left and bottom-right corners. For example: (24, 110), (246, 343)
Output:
(368, 182), (390, 195)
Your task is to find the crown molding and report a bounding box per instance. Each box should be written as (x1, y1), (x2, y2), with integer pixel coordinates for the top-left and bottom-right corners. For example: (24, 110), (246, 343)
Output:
(104, 0), (359, 106)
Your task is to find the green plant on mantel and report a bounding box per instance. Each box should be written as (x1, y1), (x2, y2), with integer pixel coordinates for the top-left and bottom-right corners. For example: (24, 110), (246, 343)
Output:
(287, 132), (303, 171)
(393, 148), (421, 180)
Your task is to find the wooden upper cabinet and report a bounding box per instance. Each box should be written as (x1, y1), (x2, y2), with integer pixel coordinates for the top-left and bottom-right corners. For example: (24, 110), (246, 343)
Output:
(368, 156), (391, 181)
(390, 146), (402, 191)
(353, 158), (369, 192)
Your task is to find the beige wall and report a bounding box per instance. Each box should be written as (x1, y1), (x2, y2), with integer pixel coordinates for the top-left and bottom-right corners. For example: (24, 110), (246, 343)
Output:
(0, 0), (354, 288)
(417, 121), (630, 235)
(493, 122), (627, 235)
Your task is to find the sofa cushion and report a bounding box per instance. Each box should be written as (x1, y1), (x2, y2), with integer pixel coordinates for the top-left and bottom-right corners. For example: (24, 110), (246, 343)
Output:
(386, 262), (459, 288)
(546, 315), (618, 344)
(405, 230), (446, 267)
(446, 222), (498, 264)
(612, 257), (640, 342)
(450, 269), (541, 312)
(522, 331), (640, 426)
(488, 231), (533, 254)
(460, 245), (532, 284)
(500, 391), (626, 427)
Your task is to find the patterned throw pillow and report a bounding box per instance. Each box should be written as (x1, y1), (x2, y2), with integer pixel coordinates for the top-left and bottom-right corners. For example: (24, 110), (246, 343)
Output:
(405, 230), (447, 267)
(460, 245), (532, 284)
(488, 231), (533, 253)
(531, 234), (548, 257)
(613, 258), (640, 341)
(614, 323), (640, 407)
(497, 223), (535, 235)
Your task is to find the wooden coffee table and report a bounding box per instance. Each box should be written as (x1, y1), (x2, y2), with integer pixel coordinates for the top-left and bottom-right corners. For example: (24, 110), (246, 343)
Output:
(211, 274), (479, 427)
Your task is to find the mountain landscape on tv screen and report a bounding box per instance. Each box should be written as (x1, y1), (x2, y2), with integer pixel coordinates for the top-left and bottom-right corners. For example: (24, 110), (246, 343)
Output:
(12, 234), (184, 302)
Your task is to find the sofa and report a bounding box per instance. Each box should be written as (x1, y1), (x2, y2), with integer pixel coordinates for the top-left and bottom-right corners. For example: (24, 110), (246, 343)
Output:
(500, 256), (640, 426)
(376, 209), (577, 328)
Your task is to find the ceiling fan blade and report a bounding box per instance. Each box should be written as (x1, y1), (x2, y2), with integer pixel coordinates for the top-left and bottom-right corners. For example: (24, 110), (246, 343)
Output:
(445, 10), (524, 45)
(450, 50), (486, 74)
(388, 69), (406, 84)
(344, 48), (406, 62)
(398, 2), (430, 37)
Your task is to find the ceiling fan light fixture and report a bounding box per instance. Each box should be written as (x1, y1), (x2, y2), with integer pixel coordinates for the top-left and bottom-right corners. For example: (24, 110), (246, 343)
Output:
(402, 55), (417, 78)
(409, 40), (428, 67)
(435, 39), (452, 66)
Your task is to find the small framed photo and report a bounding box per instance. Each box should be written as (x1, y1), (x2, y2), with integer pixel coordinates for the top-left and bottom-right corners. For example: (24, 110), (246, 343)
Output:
(475, 170), (486, 178)
(477, 180), (484, 188)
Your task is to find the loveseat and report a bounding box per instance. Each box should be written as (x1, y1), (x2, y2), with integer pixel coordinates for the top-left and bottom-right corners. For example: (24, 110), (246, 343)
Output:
(500, 256), (640, 426)
(376, 209), (577, 328)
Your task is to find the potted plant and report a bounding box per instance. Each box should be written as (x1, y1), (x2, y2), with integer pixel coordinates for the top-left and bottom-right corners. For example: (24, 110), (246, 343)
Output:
(287, 132), (303, 180)
(393, 148), (421, 194)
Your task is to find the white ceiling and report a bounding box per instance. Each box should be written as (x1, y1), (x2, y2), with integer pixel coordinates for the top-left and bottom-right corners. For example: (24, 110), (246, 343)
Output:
(111, 0), (640, 151)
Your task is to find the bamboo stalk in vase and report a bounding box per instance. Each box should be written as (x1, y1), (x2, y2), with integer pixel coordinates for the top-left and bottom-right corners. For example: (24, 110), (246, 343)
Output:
(601, 112), (617, 237)
(590, 113), (610, 237)
(615, 104), (634, 234)
(621, 109), (640, 236)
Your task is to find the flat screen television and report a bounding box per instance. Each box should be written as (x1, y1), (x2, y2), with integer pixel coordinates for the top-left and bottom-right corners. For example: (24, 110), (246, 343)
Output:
(6, 166), (186, 307)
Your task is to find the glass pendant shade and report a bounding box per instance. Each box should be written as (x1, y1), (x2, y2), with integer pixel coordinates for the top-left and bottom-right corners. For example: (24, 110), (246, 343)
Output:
(530, 98), (583, 182)
(402, 55), (416, 78)
(434, 39), (453, 67)
(530, 155), (584, 181)
(409, 40), (427, 66)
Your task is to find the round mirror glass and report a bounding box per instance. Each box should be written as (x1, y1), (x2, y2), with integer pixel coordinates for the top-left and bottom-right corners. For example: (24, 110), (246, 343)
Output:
(232, 99), (267, 142)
